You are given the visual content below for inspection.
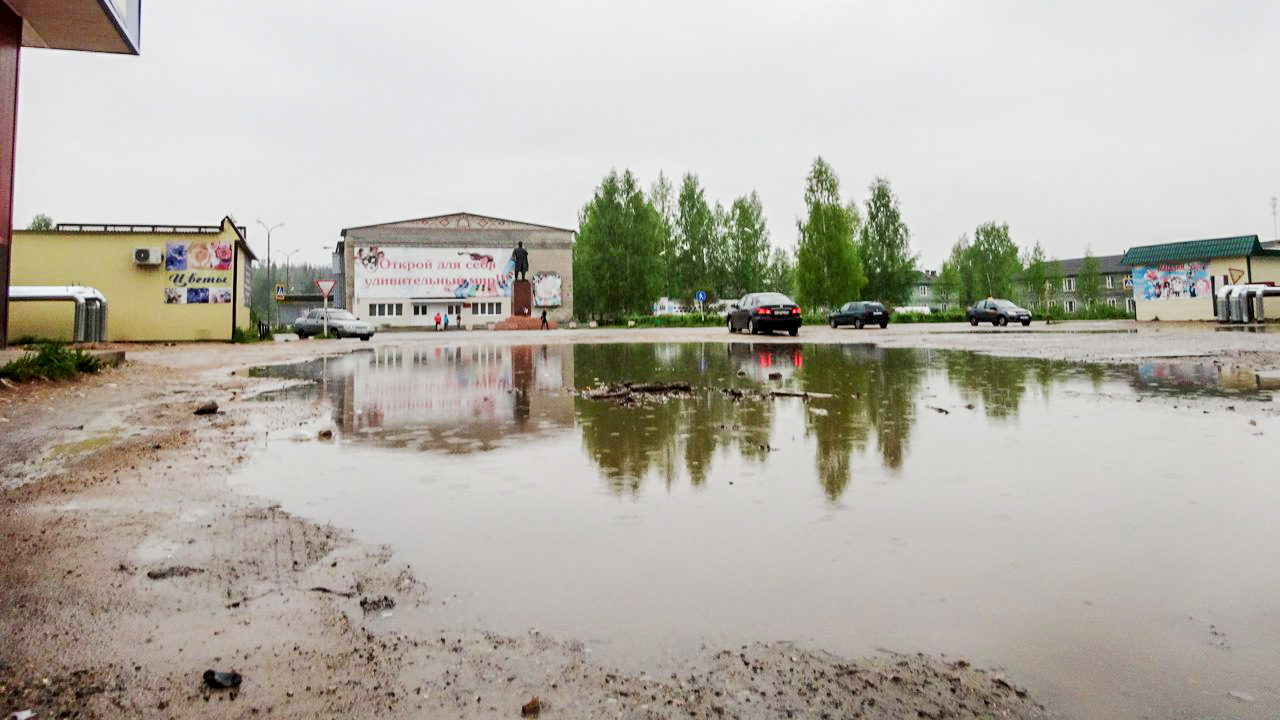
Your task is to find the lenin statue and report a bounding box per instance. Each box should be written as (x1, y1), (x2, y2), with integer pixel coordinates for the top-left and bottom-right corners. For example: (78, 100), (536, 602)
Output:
(512, 241), (530, 281)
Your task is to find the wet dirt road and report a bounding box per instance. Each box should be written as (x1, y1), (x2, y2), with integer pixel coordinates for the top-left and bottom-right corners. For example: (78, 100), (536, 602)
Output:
(2, 320), (1278, 718)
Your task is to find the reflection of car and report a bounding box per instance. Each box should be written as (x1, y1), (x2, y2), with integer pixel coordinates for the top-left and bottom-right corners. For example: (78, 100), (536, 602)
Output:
(294, 309), (376, 340)
(726, 342), (803, 380)
(828, 301), (889, 329)
(967, 298), (1031, 327)
(727, 292), (802, 336)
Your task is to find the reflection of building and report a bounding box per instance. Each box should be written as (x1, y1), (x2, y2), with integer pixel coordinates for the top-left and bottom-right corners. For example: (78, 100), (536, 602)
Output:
(336, 213), (574, 330)
(1122, 235), (1280, 321)
(8, 217), (257, 342)
(0, 0), (142, 348)
(322, 344), (574, 450)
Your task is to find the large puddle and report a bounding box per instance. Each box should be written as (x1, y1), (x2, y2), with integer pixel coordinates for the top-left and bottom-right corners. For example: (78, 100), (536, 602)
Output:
(235, 342), (1280, 718)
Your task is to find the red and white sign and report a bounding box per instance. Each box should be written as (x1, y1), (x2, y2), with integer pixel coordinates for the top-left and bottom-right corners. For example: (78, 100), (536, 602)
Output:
(316, 279), (337, 298)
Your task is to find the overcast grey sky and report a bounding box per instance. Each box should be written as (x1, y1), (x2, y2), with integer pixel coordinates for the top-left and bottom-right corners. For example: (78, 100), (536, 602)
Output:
(13, 1), (1280, 269)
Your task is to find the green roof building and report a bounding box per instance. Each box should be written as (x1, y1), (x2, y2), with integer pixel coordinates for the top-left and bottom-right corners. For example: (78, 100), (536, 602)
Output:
(1121, 235), (1280, 321)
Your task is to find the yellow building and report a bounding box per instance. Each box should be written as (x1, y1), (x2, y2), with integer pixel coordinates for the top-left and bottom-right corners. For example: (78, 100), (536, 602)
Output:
(1122, 235), (1280, 322)
(8, 217), (256, 342)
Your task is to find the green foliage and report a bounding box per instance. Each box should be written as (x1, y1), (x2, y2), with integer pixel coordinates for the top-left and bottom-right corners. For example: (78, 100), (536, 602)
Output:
(763, 246), (796, 296)
(937, 235), (976, 306)
(1077, 249), (1103, 307)
(27, 213), (54, 231)
(574, 169), (664, 321)
(0, 343), (102, 382)
(968, 222), (1021, 299)
(249, 261), (335, 323)
(650, 172), (677, 295)
(857, 177), (917, 305)
(889, 307), (968, 323)
(231, 326), (259, 343)
(795, 157), (865, 311)
(722, 192), (772, 299)
(1018, 242), (1061, 312)
(673, 174), (719, 299)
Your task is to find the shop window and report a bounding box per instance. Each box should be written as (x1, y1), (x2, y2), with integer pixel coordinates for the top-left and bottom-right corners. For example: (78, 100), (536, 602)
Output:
(370, 303), (403, 317)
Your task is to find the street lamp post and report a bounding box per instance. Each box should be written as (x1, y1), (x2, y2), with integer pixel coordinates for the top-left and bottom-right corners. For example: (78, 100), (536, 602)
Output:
(274, 249), (301, 291)
(257, 220), (284, 327)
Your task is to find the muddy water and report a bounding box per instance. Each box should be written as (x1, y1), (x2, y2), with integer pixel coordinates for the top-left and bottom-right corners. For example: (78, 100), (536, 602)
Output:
(236, 342), (1280, 719)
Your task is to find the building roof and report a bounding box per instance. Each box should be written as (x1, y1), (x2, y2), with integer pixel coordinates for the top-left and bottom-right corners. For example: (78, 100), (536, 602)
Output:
(43, 216), (257, 262)
(342, 212), (575, 236)
(1120, 235), (1270, 266)
(1057, 253), (1128, 276)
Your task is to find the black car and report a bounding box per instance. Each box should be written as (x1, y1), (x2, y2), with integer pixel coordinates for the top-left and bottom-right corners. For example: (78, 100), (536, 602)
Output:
(727, 292), (802, 336)
(828, 301), (889, 329)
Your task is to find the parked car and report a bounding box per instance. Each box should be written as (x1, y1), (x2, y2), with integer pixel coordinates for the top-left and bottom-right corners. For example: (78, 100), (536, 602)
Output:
(727, 292), (802, 336)
(294, 308), (376, 340)
(966, 298), (1031, 326)
(828, 301), (889, 329)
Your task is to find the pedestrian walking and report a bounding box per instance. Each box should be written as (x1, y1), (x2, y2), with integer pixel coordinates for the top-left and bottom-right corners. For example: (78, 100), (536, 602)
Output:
(456, 313), (462, 330)
(540, 309), (549, 330)
(434, 312), (441, 331)
(443, 314), (450, 331)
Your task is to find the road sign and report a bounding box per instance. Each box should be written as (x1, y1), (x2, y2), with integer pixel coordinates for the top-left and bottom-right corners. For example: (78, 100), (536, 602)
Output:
(316, 279), (336, 299)
(695, 290), (707, 303)
(274, 284), (285, 301)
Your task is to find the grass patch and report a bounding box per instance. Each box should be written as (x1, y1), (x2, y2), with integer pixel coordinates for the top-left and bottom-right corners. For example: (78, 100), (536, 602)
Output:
(0, 342), (104, 382)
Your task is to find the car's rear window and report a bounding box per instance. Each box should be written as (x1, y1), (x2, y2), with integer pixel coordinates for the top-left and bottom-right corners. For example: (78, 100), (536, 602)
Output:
(867, 303), (885, 311)
(328, 310), (357, 320)
(755, 293), (793, 305)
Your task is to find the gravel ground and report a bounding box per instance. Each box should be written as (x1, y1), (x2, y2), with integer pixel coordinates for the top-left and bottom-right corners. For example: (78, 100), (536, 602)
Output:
(1, 320), (1275, 719)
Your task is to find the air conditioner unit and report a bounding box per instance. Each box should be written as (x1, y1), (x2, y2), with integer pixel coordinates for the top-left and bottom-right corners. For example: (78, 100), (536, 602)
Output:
(134, 247), (162, 265)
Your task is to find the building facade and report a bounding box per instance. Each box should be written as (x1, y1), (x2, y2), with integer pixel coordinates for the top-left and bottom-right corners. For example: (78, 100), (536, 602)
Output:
(9, 216), (256, 342)
(1056, 253), (1134, 314)
(338, 213), (574, 329)
(1121, 235), (1280, 321)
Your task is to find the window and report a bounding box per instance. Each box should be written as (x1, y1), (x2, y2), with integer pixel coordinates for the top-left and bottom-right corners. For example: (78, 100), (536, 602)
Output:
(917, 285), (929, 296)
(470, 302), (502, 315)
(1065, 299), (1077, 313)
(1063, 277), (1076, 292)
(1127, 298), (1136, 312)
(370, 303), (402, 317)
(447, 304), (461, 315)
(413, 304), (430, 316)
(1107, 297), (1117, 308)
(1105, 274), (1114, 289)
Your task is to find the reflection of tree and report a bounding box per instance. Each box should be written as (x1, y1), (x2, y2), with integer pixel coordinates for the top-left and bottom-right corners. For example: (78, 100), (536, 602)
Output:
(573, 343), (774, 495)
(938, 351), (1032, 419)
(797, 345), (923, 499)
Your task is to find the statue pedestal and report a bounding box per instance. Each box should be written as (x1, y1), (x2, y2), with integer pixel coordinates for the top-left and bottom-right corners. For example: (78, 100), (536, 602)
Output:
(512, 280), (532, 318)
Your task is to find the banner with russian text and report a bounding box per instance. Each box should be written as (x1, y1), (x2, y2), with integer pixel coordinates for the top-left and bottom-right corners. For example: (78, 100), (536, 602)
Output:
(353, 246), (515, 300)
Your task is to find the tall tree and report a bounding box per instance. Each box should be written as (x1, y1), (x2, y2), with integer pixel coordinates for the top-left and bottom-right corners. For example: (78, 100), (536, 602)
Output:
(722, 191), (772, 298)
(1019, 242), (1054, 311)
(28, 214), (53, 231)
(1076, 248), (1102, 308)
(574, 169), (664, 319)
(937, 234), (976, 307)
(794, 157), (864, 310)
(649, 172), (677, 295)
(673, 173), (717, 300)
(763, 246), (795, 295)
(857, 178), (917, 305)
(968, 222), (1021, 299)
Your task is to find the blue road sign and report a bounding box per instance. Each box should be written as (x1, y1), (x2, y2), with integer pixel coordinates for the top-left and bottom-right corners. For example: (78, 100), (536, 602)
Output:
(695, 290), (707, 303)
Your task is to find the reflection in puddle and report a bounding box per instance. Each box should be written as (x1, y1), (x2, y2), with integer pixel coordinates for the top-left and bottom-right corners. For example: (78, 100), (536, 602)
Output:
(238, 343), (1280, 719)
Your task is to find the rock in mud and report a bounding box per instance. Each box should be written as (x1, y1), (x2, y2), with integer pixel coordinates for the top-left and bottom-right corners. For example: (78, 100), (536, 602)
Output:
(521, 695), (541, 716)
(202, 669), (242, 689)
(359, 595), (396, 614)
(193, 401), (219, 415)
(146, 566), (205, 580)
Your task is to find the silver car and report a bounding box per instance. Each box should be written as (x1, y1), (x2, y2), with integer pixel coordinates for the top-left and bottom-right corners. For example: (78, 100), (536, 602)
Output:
(293, 308), (375, 340)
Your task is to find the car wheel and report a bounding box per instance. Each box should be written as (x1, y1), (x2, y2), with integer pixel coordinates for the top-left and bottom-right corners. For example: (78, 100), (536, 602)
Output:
(728, 318), (736, 333)
(996, 316), (1007, 327)
(296, 331), (307, 339)
(788, 328), (798, 337)
(749, 318), (757, 335)
(1021, 319), (1030, 327)
(879, 321), (888, 329)
(829, 318), (837, 329)
(969, 316), (978, 326)
(855, 318), (864, 329)
(360, 335), (372, 341)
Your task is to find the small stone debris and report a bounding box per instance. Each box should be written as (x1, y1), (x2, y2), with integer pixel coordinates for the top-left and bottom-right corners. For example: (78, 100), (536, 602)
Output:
(964, 404), (975, 410)
(193, 400), (219, 415)
(521, 695), (541, 716)
(202, 669), (243, 689)
(317, 428), (334, 440)
(927, 406), (950, 415)
(359, 595), (396, 614)
(146, 566), (205, 580)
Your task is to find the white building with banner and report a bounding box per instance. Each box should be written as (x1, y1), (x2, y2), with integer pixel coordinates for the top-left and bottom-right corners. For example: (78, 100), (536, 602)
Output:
(337, 213), (574, 329)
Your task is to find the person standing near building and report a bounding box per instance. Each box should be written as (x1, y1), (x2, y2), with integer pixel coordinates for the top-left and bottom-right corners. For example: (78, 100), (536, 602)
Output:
(540, 309), (549, 330)
(443, 314), (450, 331)
(434, 312), (441, 331)
(456, 312), (462, 330)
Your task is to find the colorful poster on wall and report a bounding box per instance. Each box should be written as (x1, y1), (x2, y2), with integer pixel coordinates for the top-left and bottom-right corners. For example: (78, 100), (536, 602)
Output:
(165, 241), (234, 304)
(532, 272), (562, 307)
(1132, 263), (1211, 301)
(352, 246), (516, 300)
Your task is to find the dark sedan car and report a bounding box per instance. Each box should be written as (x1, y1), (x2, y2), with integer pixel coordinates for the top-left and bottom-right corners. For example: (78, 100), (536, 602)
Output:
(727, 292), (802, 336)
(966, 298), (1032, 327)
(828, 301), (889, 329)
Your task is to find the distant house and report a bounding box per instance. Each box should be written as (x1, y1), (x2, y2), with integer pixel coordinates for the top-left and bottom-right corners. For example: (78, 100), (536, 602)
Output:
(1056, 253), (1134, 314)
(907, 270), (940, 310)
